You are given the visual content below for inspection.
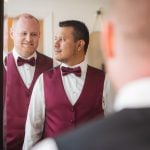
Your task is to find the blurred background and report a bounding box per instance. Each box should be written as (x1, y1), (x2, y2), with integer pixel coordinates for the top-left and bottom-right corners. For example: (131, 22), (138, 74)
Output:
(4, 0), (104, 69)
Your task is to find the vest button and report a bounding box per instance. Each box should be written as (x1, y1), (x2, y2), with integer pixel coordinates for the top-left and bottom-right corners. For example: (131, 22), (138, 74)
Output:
(71, 108), (74, 112)
(70, 119), (74, 123)
(26, 92), (30, 97)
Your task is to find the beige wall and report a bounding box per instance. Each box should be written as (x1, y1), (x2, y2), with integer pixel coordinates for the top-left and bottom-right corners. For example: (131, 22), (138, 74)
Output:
(86, 31), (104, 69)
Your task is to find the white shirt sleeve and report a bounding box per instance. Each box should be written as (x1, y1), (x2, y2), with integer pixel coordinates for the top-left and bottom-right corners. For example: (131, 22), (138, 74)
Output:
(102, 76), (106, 112)
(31, 138), (58, 150)
(23, 74), (45, 150)
(102, 75), (116, 116)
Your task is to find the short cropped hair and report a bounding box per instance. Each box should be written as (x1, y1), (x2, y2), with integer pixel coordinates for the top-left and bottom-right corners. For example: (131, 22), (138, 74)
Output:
(12, 13), (40, 30)
(59, 20), (89, 54)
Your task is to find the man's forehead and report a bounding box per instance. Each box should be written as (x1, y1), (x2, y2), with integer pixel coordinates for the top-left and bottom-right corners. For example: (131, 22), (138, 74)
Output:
(56, 27), (73, 35)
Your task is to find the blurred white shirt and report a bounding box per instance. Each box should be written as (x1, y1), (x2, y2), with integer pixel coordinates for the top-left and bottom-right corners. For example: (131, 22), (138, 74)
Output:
(114, 77), (150, 111)
(102, 75), (116, 115)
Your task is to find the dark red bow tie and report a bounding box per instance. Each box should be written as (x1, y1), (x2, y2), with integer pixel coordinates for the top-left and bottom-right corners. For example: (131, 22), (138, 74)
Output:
(61, 66), (81, 77)
(17, 57), (36, 66)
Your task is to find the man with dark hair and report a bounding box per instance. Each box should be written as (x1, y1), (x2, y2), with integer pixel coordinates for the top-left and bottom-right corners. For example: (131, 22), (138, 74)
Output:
(23, 20), (105, 150)
(3, 13), (53, 150)
(32, 0), (150, 149)
(59, 20), (89, 52)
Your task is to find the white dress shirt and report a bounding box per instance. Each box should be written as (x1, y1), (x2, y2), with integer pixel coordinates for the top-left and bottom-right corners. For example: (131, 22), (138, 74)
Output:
(23, 60), (88, 150)
(12, 49), (37, 88)
(31, 77), (150, 150)
(61, 62), (87, 105)
(102, 75), (116, 115)
(3, 50), (8, 66)
(114, 77), (150, 111)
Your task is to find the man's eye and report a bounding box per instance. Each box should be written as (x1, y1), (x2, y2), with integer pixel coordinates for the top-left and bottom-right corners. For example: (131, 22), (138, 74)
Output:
(61, 37), (65, 41)
(31, 33), (38, 37)
(59, 38), (63, 41)
(22, 32), (27, 36)
(54, 36), (65, 42)
(54, 36), (58, 41)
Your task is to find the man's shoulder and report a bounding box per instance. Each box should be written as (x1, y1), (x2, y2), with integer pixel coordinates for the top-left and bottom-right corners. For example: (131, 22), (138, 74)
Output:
(88, 65), (104, 72)
(87, 65), (105, 77)
(43, 65), (60, 76)
(36, 51), (53, 61)
(36, 52), (53, 68)
(55, 108), (150, 150)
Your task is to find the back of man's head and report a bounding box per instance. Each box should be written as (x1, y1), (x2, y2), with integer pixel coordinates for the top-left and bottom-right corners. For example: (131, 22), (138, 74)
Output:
(101, 0), (150, 90)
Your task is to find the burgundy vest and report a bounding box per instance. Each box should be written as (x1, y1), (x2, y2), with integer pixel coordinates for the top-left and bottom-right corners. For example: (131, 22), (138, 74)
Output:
(43, 65), (105, 138)
(4, 52), (53, 150)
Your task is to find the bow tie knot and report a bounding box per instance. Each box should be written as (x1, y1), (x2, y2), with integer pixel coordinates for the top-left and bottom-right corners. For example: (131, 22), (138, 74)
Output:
(17, 57), (36, 66)
(61, 66), (81, 77)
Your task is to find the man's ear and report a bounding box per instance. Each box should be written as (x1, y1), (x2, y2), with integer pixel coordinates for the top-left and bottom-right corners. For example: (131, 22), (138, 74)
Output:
(77, 40), (85, 51)
(102, 22), (114, 58)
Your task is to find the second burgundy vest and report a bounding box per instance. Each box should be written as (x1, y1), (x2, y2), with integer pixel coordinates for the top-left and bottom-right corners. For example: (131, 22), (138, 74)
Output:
(43, 65), (105, 137)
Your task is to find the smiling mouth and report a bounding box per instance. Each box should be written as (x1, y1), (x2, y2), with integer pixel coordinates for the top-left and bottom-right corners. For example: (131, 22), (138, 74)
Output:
(54, 49), (62, 53)
(23, 43), (33, 47)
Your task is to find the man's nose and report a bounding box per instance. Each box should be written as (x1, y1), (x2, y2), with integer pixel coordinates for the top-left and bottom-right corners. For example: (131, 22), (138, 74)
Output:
(54, 39), (60, 48)
(25, 34), (32, 41)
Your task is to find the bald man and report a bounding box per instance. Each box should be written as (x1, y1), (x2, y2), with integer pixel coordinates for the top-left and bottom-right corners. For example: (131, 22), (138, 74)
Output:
(3, 13), (53, 150)
(32, 0), (150, 149)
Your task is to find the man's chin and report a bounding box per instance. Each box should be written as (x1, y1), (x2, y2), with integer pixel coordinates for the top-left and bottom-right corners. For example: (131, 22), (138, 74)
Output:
(20, 49), (35, 58)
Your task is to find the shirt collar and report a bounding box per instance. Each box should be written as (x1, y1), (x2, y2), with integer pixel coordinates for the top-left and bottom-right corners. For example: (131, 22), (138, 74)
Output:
(114, 77), (150, 112)
(60, 60), (88, 75)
